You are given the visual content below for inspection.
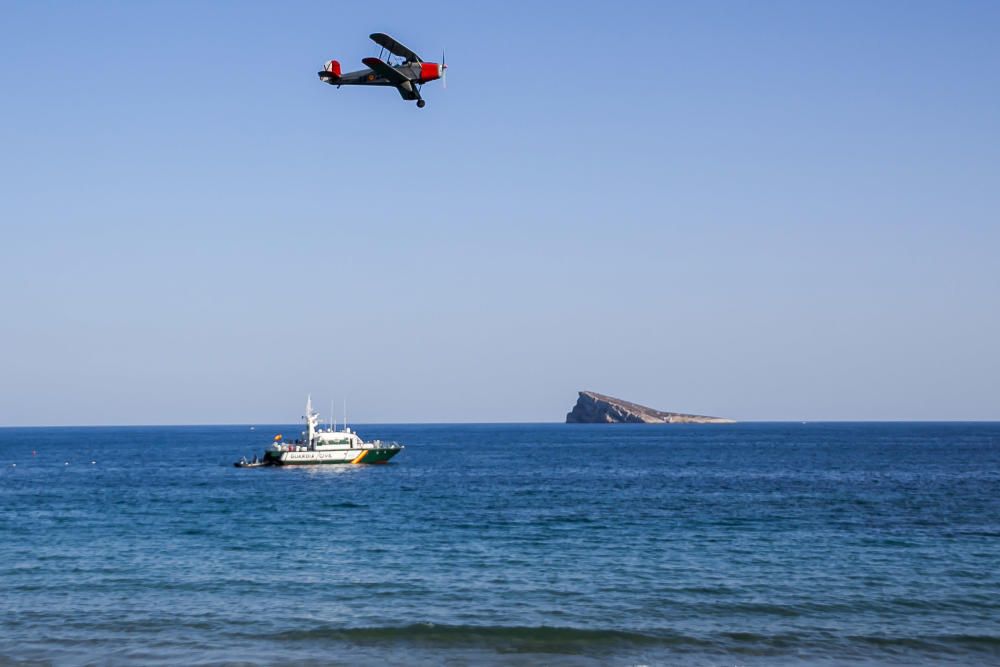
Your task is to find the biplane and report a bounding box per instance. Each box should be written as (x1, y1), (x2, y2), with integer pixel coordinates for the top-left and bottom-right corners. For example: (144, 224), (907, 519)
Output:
(318, 33), (446, 108)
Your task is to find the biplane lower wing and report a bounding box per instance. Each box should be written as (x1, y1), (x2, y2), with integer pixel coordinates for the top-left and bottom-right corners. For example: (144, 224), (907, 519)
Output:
(394, 86), (419, 101)
(361, 57), (411, 86)
(359, 57), (420, 100)
(369, 32), (422, 63)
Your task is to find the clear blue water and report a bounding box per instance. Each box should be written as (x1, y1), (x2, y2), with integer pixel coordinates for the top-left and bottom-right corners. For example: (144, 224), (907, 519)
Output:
(1, 423), (999, 666)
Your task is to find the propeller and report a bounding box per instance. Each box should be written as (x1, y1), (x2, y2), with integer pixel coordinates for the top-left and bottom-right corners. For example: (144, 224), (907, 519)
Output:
(441, 49), (447, 89)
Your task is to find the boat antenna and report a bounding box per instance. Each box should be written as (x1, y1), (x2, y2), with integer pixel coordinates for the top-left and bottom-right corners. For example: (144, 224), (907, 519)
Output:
(330, 399), (335, 432)
(343, 398), (347, 431)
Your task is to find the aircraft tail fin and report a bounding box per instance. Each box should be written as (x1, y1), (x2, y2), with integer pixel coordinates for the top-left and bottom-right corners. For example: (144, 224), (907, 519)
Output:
(321, 59), (341, 79)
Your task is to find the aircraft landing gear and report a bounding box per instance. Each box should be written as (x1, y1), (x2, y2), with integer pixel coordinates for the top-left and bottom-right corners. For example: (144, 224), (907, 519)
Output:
(416, 99), (426, 109)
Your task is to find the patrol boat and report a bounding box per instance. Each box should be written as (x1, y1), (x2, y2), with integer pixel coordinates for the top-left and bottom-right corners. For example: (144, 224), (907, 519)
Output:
(252, 397), (402, 466)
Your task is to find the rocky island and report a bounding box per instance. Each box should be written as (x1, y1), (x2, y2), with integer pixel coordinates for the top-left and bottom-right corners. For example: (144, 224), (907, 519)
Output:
(566, 391), (735, 424)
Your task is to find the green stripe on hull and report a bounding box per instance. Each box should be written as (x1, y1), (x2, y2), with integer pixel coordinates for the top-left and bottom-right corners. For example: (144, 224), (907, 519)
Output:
(358, 449), (399, 464)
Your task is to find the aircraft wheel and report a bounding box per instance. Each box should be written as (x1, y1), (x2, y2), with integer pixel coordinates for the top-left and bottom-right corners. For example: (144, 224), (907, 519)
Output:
(417, 100), (426, 108)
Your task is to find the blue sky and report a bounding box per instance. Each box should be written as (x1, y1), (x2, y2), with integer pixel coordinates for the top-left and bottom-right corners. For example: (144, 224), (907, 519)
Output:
(1, 1), (998, 424)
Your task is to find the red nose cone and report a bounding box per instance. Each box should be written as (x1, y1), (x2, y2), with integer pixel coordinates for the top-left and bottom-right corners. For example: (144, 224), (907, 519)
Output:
(420, 62), (441, 82)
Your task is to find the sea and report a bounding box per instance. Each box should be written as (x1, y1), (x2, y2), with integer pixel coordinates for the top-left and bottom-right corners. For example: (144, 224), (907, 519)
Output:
(1, 423), (999, 666)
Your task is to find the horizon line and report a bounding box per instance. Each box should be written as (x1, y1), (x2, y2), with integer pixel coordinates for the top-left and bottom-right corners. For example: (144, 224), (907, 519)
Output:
(2, 419), (1000, 429)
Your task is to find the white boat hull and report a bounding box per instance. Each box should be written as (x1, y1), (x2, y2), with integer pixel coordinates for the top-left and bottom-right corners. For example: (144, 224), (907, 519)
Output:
(264, 446), (401, 465)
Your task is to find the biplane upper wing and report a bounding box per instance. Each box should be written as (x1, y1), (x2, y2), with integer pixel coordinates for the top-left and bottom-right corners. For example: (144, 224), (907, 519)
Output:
(369, 33), (423, 63)
(361, 57), (412, 86)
